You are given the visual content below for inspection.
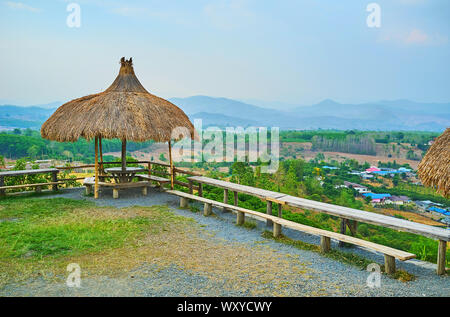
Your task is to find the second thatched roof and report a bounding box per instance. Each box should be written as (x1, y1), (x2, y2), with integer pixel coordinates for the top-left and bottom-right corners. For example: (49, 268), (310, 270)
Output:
(418, 128), (450, 198)
(41, 57), (196, 143)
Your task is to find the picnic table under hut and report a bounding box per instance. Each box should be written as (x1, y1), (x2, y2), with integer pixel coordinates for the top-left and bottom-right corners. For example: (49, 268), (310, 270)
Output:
(41, 57), (196, 198)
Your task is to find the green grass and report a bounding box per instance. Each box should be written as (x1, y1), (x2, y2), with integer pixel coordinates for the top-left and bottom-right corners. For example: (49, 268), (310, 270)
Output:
(236, 220), (257, 230)
(0, 196), (193, 286)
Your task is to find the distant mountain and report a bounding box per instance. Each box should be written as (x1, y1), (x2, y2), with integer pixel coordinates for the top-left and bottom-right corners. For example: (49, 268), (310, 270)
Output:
(1, 97), (449, 132)
(169, 96), (449, 131)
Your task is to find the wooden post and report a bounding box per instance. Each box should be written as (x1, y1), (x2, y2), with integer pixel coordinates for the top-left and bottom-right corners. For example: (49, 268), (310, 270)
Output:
(277, 204), (282, 217)
(180, 197), (188, 208)
(437, 240), (447, 275)
(384, 255), (396, 274)
(198, 183), (203, 197)
(320, 236), (331, 253)
(223, 189), (229, 212)
(188, 180), (193, 194)
(142, 186), (148, 196)
(94, 136), (99, 199)
(237, 211), (245, 225)
(113, 188), (119, 199)
(0, 176), (5, 196)
(233, 191), (238, 206)
(121, 138), (127, 172)
(266, 201), (273, 227)
(99, 136), (104, 175)
(51, 171), (58, 191)
(148, 162), (151, 177)
(338, 218), (346, 247)
(204, 203), (212, 216)
(168, 140), (174, 190)
(273, 222), (281, 238)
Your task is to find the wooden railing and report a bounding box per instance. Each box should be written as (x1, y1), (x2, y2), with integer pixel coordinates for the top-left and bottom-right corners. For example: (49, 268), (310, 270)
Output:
(0, 160), (201, 195)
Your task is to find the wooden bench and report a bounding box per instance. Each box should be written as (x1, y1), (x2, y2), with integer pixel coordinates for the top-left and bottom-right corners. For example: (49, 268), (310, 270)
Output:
(0, 168), (61, 195)
(167, 189), (416, 274)
(136, 175), (170, 190)
(188, 175), (448, 275)
(84, 177), (151, 199)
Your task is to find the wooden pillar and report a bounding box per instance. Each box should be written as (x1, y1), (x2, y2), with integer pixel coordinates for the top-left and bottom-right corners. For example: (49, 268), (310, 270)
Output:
(94, 136), (99, 199)
(237, 211), (245, 225)
(180, 197), (188, 208)
(113, 188), (119, 199)
(188, 180), (193, 194)
(168, 140), (174, 190)
(266, 201), (273, 227)
(198, 183), (203, 197)
(233, 191), (238, 206)
(121, 138), (127, 172)
(223, 189), (229, 212)
(148, 162), (152, 177)
(99, 136), (104, 175)
(437, 240), (447, 275)
(277, 204), (282, 217)
(384, 255), (396, 274)
(204, 203), (212, 216)
(0, 176), (5, 196)
(273, 222), (281, 238)
(51, 171), (58, 191)
(338, 218), (346, 247)
(320, 236), (331, 253)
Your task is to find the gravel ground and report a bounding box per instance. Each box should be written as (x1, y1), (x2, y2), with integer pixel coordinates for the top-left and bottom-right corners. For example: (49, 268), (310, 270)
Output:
(1, 187), (448, 297)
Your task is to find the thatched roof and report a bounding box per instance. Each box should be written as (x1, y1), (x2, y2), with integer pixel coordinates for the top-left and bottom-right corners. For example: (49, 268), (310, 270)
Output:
(41, 57), (196, 143)
(418, 128), (450, 197)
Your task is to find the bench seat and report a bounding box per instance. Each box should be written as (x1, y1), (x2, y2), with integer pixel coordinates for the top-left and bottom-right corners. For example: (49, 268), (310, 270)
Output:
(167, 189), (416, 273)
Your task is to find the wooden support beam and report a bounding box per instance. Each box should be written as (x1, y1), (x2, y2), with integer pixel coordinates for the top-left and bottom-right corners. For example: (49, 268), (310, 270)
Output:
(204, 202), (212, 216)
(121, 138), (127, 172)
(198, 183), (203, 197)
(437, 240), (447, 275)
(320, 236), (331, 253)
(273, 222), (282, 238)
(188, 180), (193, 195)
(338, 218), (346, 247)
(99, 136), (104, 174)
(168, 140), (174, 190)
(142, 186), (147, 196)
(94, 136), (99, 199)
(278, 204), (282, 217)
(266, 201), (273, 227)
(0, 176), (4, 196)
(233, 191), (238, 206)
(51, 171), (58, 191)
(223, 189), (229, 212)
(237, 211), (245, 225)
(112, 188), (119, 199)
(180, 197), (188, 208)
(384, 254), (396, 274)
(148, 162), (152, 177)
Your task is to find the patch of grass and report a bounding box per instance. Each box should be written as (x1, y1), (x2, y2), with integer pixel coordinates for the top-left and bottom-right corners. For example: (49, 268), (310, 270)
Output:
(237, 220), (257, 230)
(261, 231), (415, 282)
(0, 197), (193, 286)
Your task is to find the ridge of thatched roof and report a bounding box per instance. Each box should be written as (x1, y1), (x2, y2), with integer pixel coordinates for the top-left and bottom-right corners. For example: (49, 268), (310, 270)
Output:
(41, 57), (196, 143)
(418, 128), (450, 197)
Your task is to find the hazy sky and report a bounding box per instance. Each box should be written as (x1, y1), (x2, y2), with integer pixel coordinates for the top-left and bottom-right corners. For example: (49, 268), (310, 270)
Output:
(0, 0), (449, 107)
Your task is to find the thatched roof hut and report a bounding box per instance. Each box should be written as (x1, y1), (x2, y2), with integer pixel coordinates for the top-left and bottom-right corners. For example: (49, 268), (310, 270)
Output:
(418, 128), (450, 198)
(41, 57), (195, 143)
(41, 57), (196, 197)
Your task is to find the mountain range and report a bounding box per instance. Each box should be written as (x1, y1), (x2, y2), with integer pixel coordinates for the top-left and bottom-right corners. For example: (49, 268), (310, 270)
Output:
(1, 96), (449, 132)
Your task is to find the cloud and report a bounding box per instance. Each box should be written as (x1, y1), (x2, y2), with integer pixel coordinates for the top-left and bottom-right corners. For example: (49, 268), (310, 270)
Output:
(404, 29), (428, 44)
(379, 28), (448, 46)
(4, 1), (41, 12)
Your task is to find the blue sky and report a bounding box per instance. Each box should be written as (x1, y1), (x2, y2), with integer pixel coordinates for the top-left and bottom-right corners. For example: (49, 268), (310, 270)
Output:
(0, 0), (449, 107)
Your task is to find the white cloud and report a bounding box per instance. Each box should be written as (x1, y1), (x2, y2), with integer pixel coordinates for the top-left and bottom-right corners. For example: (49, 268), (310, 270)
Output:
(4, 1), (41, 12)
(379, 28), (448, 46)
(405, 29), (428, 44)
